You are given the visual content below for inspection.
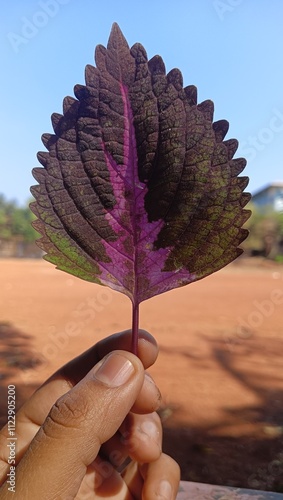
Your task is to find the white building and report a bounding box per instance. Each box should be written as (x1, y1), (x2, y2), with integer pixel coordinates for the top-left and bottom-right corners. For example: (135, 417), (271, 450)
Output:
(252, 181), (283, 212)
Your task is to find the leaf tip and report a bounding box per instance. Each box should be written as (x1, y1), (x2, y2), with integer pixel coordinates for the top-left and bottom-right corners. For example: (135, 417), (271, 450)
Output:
(108, 22), (129, 51)
(185, 85), (197, 106)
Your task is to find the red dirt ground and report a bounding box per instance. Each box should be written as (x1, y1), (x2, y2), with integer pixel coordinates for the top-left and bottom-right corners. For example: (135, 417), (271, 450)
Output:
(0, 258), (283, 492)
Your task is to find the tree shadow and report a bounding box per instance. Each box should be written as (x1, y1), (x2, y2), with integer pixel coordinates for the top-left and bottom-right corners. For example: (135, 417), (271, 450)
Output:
(0, 322), (42, 427)
(159, 335), (283, 492)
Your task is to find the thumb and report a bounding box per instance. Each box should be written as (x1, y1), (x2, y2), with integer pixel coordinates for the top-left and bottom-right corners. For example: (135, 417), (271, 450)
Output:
(10, 351), (144, 500)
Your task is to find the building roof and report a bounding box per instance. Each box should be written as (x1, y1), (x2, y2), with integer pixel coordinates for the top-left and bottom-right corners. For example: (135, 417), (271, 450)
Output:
(252, 181), (283, 197)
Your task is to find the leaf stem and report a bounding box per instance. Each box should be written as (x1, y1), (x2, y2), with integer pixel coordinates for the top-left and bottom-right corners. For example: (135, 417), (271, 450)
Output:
(131, 302), (139, 355)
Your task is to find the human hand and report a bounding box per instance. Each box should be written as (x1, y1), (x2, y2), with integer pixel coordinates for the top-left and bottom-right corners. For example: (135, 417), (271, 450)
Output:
(0, 330), (180, 499)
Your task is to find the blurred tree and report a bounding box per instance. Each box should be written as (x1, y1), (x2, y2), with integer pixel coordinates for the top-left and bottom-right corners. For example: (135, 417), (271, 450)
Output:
(11, 206), (37, 242)
(243, 203), (283, 259)
(0, 195), (37, 243)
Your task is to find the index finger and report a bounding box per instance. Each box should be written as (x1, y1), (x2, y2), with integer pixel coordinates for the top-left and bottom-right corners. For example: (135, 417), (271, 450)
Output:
(58, 329), (158, 386)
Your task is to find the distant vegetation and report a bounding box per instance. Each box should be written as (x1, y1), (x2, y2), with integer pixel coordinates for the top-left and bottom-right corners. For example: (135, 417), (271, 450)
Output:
(0, 195), (42, 257)
(243, 203), (283, 261)
(0, 195), (37, 243)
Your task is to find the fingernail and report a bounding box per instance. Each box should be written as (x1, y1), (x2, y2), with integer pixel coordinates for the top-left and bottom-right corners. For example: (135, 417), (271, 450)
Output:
(156, 480), (173, 499)
(140, 420), (160, 443)
(145, 373), (162, 407)
(144, 372), (155, 384)
(93, 353), (135, 387)
(139, 420), (162, 454)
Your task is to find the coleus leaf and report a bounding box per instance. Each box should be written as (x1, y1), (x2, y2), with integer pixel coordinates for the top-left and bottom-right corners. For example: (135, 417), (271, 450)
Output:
(31, 23), (251, 353)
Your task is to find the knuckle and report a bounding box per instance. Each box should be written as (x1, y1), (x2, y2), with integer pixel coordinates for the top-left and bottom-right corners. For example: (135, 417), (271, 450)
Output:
(44, 392), (88, 435)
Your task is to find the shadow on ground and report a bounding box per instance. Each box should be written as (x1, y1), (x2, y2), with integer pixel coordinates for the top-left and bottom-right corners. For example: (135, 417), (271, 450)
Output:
(163, 424), (283, 492)
(0, 322), (42, 428)
(160, 335), (283, 492)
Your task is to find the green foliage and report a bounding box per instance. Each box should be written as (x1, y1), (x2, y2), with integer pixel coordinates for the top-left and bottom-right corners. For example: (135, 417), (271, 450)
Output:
(0, 195), (37, 243)
(243, 202), (283, 258)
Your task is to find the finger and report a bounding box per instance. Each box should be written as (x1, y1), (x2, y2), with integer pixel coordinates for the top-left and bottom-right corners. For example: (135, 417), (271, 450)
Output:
(120, 412), (162, 463)
(140, 454), (181, 499)
(0, 351), (145, 499)
(123, 453), (180, 500)
(0, 329), (158, 478)
(101, 411), (162, 469)
(61, 328), (158, 385)
(76, 459), (135, 500)
(131, 372), (162, 414)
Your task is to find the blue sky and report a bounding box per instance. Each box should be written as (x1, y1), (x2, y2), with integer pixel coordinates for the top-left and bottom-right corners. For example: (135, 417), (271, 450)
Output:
(1, 0), (282, 206)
